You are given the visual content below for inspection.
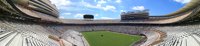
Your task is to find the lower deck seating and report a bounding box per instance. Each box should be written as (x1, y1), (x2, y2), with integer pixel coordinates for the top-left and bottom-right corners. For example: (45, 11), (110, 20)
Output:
(48, 24), (200, 46)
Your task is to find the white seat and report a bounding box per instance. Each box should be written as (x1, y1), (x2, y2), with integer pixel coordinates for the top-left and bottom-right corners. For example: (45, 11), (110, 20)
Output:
(8, 34), (23, 46)
(187, 36), (200, 46)
(181, 37), (187, 46)
(0, 31), (13, 38)
(22, 37), (28, 46)
(176, 38), (182, 46)
(0, 32), (17, 46)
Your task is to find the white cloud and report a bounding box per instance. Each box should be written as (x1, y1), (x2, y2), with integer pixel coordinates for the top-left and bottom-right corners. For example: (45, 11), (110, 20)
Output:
(61, 13), (72, 15)
(103, 5), (116, 11)
(100, 17), (114, 19)
(59, 16), (65, 19)
(98, 0), (107, 4)
(94, 0), (97, 2)
(81, 0), (84, 2)
(50, 0), (71, 7)
(120, 10), (126, 12)
(116, 0), (122, 3)
(74, 14), (84, 18)
(81, 2), (97, 8)
(173, 0), (191, 4)
(59, 13), (72, 19)
(50, 0), (116, 12)
(132, 6), (145, 11)
(94, 14), (99, 16)
(82, 2), (116, 12)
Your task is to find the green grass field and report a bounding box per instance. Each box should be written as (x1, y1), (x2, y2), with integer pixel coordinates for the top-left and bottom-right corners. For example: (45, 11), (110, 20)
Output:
(82, 31), (142, 46)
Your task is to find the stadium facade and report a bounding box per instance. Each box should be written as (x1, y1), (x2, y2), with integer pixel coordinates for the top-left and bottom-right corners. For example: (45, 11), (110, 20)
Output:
(1, 0), (200, 46)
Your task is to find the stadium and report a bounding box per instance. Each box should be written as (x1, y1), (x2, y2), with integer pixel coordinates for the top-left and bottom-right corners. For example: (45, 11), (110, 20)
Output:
(0, 0), (200, 46)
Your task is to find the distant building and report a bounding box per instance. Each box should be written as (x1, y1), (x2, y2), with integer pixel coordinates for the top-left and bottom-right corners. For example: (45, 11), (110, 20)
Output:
(121, 10), (149, 20)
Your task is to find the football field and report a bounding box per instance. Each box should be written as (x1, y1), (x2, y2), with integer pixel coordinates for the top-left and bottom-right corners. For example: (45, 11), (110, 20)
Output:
(82, 31), (142, 46)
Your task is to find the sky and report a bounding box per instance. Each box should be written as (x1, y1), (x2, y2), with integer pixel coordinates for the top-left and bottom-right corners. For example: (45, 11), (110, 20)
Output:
(49, 0), (191, 19)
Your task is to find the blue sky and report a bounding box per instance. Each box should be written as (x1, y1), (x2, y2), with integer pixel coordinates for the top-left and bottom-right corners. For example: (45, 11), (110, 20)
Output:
(50, 0), (191, 19)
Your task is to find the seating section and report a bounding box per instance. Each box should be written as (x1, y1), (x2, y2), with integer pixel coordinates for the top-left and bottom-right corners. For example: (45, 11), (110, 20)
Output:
(155, 25), (200, 46)
(0, 20), (59, 46)
(1, 19), (200, 46)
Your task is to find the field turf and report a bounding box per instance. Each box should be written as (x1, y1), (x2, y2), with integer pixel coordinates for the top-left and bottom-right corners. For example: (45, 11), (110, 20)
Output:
(82, 31), (142, 46)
